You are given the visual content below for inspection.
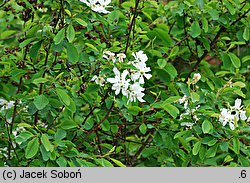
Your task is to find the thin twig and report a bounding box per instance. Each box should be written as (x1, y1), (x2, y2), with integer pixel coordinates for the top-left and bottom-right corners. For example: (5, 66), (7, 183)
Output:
(77, 101), (114, 149)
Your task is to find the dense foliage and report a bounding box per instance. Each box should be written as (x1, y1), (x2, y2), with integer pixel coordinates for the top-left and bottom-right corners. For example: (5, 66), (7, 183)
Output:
(0, 0), (250, 167)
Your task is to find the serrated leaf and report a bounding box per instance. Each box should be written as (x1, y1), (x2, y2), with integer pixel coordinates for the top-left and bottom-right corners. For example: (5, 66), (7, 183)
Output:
(56, 88), (71, 106)
(25, 137), (39, 159)
(66, 25), (75, 43)
(33, 95), (49, 110)
(190, 21), (201, 38)
(192, 141), (201, 155)
(67, 43), (79, 64)
(54, 28), (65, 45)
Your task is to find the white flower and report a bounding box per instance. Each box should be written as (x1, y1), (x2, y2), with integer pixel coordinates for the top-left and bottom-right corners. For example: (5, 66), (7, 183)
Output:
(131, 61), (152, 84)
(191, 73), (201, 84)
(91, 74), (106, 86)
(219, 98), (248, 130)
(127, 82), (145, 103)
(180, 122), (195, 129)
(107, 67), (130, 96)
(0, 99), (15, 112)
(80, 0), (111, 14)
(132, 50), (148, 63)
(178, 95), (188, 104)
(117, 53), (126, 62)
(103, 51), (115, 62)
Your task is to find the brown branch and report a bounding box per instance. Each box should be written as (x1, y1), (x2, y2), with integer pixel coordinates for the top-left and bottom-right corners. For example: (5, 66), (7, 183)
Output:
(77, 101), (114, 149)
(124, 0), (140, 54)
(129, 129), (156, 166)
(184, 7), (250, 82)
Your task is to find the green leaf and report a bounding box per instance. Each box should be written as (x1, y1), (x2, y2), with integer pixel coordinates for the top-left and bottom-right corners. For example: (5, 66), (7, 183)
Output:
(168, 46), (179, 58)
(165, 63), (177, 79)
(208, 9), (219, 20)
(66, 25), (75, 43)
(41, 134), (54, 152)
(238, 154), (250, 166)
(54, 28), (65, 45)
(155, 68), (171, 84)
(162, 103), (179, 118)
(190, 21), (201, 38)
(228, 52), (241, 68)
(232, 137), (240, 154)
(55, 129), (66, 141)
(109, 158), (126, 167)
(56, 88), (71, 106)
(29, 41), (43, 59)
(56, 157), (67, 167)
(139, 123), (147, 135)
(201, 17), (208, 33)
(74, 18), (87, 27)
(205, 144), (219, 158)
(174, 131), (189, 139)
(32, 78), (49, 84)
(0, 30), (16, 39)
(25, 137), (40, 159)
(157, 59), (166, 68)
(192, 141), (201, 155)
(67, 43), (79, 64)
(242, 55), (250, 63)
(33, 95), (49, 110)
(202, 120), (212, 134)
(243, 27), (249, 41)
(224, 0), (236, 15)
(95, 158), (114, 167)
(60, 120), (78, 130)
(40, 145), (50, 161)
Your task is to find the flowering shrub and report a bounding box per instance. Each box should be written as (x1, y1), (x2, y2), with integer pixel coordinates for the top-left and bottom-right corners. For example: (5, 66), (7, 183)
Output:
(0, 0), (249, 167)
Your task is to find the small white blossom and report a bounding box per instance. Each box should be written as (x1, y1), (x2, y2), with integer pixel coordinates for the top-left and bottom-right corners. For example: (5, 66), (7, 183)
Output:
(80, 0), (111, 14)
(107, 67), (130, 96)
(91, 74), (106, 86)
(219, 98), (248, 130)
(180, 122), (195, 129)
(117, 53), (126, 62)
(131, 61), (152, 84)
(178, 95), (188, 104)
(191, 73), (201, 84)
(132, 50), (148, 63)
(103, 51), (116, 62)
(127, 82), (145, 103)
(0, 99), (15, 112)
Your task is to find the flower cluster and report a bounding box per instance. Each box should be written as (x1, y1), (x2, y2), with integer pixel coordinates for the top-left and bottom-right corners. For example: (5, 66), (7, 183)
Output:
(0, 98), (15, 112)
(191, 73), (201, 84)
(92, 50), (152, 103)
(219, 98), (247, 130)
(80, 0), (111, 14)
(177, 95), (201, 129)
